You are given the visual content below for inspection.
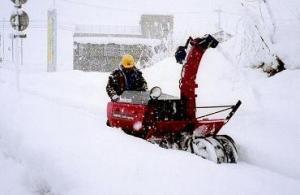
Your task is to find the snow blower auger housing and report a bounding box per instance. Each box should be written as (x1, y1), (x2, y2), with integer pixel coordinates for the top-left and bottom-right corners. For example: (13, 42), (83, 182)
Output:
(107, 34), (241, 163)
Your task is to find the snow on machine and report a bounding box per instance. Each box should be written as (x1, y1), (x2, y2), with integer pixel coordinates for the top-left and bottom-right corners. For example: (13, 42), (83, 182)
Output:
(107, 34), (241, 163)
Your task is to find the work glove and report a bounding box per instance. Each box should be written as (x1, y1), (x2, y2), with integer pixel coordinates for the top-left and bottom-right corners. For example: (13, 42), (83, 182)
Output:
(175, 46), (187, 64)
(111, 95), (120, 102)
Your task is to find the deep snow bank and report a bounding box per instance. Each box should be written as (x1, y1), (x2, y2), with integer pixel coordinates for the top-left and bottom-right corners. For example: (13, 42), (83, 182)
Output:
(0, 56), (300, 194)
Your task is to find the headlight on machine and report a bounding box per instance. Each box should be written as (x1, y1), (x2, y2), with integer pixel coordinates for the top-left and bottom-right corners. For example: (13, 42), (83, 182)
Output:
(150, 86), (162, 100)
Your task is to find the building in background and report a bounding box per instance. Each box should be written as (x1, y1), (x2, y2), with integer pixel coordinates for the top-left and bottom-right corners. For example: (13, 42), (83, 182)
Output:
(73, 15), (173, 72)
(140, 14), (173, 50)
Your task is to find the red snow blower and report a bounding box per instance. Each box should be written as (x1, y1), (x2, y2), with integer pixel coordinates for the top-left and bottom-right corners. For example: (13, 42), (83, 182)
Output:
(107, 34), (241, 163)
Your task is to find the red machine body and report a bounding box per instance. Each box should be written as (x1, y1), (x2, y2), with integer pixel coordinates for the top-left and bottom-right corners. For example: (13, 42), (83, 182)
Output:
(107, 101), (226, 138)
(107, 35), (241, 140)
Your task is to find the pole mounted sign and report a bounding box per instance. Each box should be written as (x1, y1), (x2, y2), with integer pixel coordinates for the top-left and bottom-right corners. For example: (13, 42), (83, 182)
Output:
(11, 0), (28, 7)
(10, 10), (29, 32)
(10, 0), (29, 91)
(10, 0), (29, 37)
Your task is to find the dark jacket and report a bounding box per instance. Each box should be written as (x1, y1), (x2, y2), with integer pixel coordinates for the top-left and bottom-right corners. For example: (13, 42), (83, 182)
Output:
(106, 66), (148, 99)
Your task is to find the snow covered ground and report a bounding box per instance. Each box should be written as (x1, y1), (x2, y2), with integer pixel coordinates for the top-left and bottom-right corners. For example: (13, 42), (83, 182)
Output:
(0, 55), (300, 194)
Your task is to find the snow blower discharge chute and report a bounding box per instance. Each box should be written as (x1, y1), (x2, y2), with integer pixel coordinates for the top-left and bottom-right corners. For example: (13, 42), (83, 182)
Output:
(107, 34), (241, 163)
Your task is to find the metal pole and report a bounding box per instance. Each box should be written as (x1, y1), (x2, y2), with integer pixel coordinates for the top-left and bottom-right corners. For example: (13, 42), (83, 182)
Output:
(15, 34), (20, 90)
(0, 34), (1, 62)
(2, 19), (5, 62)
(14, 0), (21, 91)
(21, 37), (23, 65)
(11, 33), (14, 61)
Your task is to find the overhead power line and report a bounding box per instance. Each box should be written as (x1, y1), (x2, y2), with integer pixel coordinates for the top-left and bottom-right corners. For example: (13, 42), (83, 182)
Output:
(59, 0), (214, 15)
(60, 0), (141, 12)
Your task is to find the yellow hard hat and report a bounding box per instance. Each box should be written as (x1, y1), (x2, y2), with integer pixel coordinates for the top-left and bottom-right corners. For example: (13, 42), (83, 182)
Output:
(121, 54), (135, 68)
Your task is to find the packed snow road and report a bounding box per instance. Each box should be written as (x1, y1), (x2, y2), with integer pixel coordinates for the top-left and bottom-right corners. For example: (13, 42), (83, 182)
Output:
(0, 59), (300, 194)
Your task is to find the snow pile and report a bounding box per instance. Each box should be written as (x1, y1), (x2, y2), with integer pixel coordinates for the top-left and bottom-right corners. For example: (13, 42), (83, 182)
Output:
(1, 54), (300, 194)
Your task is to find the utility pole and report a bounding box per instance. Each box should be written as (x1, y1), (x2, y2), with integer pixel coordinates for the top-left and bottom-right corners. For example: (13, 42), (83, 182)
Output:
(47, 8), (57, 72)
(0, 33), (1, 63)
(1, 19), (4, 63)
(10, 0), (29, 90)
(11, 33), (14, 61)
(21, 37), (23, 65)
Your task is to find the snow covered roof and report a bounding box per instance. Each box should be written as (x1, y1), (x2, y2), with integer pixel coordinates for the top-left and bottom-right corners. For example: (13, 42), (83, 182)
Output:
(75, 25), (142, 35)
(74, 36), (161, 46)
